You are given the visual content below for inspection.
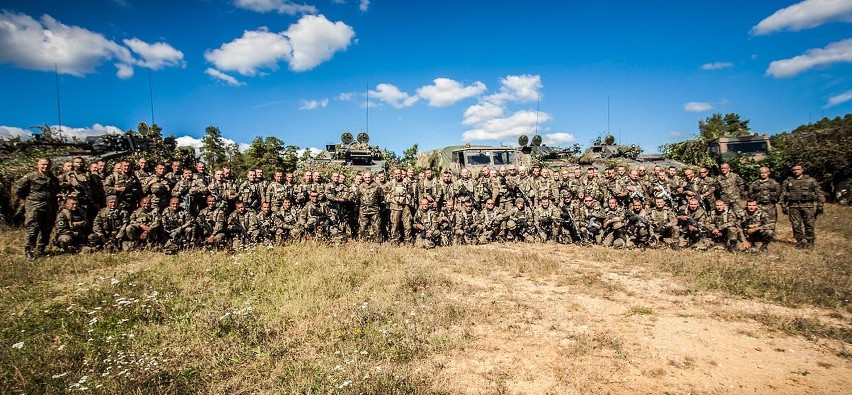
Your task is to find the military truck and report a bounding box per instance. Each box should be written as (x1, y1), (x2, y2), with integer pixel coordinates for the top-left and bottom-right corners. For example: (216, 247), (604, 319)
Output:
(312, 132), (386, 172)
(707, 134), (772, 161)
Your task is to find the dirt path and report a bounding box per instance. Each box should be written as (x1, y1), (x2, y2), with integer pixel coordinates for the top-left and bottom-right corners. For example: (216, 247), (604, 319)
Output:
(430, 244), (851, 394)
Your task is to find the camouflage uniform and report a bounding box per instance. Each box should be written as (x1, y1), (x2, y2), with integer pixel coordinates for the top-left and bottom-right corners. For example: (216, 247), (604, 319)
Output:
(677, 205), (710, 248)
(60, 169), (97, 222)
(171, 176), (194, 213)
(715, 172), (745, 212)
(15, 168), (60, 256)
(53, 206), (88, 252)
(738, 207), (775, 251)
(253, 208), (278, 244)
(478, 202), (505, 244)
(142, 173), (171, 209)
(707, 207), (742, 250)
(648, 205), (681, 246)
(749, 178), (781, 223)
(228, 207), (257, 249)
(356, 181), (384, 242)
(125, 204), (162, 246)
(386, 178), (415, 243)
(625, 207), (653, 248)
(533, 200), (561, 242)
(103, 171), (141, 211)
(299, 199), (333, 240)
(577, 200), (605, 244)
(238, 180), (263, 211)
(88, 204), (129, 251)
(274, 203), (301, 243)
(781, 174), (824, 247)
(453, 205), (481, 245)
(413, 205), (441, 249)
(504, 199), (535, 242)
(160, 204), (194, 253)
(601, 204), (627, 247)
(197, 204), (227, 248)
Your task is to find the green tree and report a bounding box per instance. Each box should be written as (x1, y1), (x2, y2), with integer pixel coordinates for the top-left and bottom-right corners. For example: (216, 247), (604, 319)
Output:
(663, 112), (752, 170)
(402, 144), (418, 168)
(200, 126), (228, 168)
(225, 142), (247, 176)
(698, 113), (751, 141)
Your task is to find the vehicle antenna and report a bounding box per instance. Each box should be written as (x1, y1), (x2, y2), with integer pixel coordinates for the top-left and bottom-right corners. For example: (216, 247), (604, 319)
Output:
(55, 62), (63, 140)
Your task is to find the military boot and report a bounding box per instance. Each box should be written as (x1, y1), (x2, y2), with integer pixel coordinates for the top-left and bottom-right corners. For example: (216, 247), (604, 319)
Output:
(25, 248), (35, 262)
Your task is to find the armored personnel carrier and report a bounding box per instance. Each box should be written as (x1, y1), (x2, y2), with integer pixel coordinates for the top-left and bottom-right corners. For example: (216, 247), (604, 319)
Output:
(313, 132), (386, 172)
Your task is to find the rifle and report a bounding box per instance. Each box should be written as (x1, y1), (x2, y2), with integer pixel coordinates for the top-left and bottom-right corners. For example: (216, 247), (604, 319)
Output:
(684, 217), (711, 236)
(655, 183), (676, 208)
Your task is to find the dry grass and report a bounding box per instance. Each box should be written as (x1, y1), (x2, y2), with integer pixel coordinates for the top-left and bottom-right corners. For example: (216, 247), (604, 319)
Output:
(0, 204), (849, 393)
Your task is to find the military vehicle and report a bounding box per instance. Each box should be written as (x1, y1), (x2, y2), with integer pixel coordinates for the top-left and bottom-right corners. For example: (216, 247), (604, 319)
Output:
(312, 132), (386, 172)
(419, 134), (684, 173)
(708, 134), (772, 161)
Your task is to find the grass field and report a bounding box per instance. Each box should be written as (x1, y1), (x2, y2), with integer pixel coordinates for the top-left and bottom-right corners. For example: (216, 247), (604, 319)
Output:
(1, 204), (849, 394)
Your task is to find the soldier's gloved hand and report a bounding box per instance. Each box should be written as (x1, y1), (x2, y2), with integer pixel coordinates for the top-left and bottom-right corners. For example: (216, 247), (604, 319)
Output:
(781, 206), (789, 215)
(816, 206), (824, 216)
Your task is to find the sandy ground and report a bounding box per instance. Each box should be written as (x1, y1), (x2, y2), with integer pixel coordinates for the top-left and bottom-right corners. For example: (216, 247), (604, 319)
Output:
(429, 244), (851, 394)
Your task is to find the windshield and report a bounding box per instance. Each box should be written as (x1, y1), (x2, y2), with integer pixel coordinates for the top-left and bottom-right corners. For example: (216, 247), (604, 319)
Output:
(465, 152), (491, 166)
(492, 150), (515, 165)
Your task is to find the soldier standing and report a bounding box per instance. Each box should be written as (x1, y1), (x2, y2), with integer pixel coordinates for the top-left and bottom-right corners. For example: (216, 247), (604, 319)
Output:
(781, 164), (824, 249)
(748, 166), (781, 223)
(356, 172), (384, 242)
(15, 158), (60, 260)
(715, 162), (745, 212)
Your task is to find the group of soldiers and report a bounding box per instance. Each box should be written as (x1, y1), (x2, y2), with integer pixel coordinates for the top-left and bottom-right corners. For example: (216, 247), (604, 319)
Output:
(14, 155), (825, 261)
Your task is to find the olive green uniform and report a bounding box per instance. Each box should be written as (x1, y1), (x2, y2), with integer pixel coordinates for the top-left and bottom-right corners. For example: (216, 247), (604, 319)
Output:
(15, 170), (60, 254)
(781, 175), (824, 247)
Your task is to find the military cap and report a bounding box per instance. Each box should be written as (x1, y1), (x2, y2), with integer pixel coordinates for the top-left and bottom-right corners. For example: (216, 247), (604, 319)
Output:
(106, 195), (118, 201)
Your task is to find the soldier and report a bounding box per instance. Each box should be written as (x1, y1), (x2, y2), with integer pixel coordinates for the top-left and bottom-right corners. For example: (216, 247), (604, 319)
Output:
(142, 163), (171, 209)
(577, 195), (605, 244)
(625, 199), (653, 249)
(134, 157), (150, 181)
(412, 197), (441, 248)
(188, 162), (211, 215)
(682, 168), (709, 212)
(601, 197), (627, 248)
(437, 170), (456, 210)
(299, 191), (332, 241)
(697, 166), (717, 209)
(494, 165), (516, 210)
(15, 158), (60, 260)
(647, 196), (681, 249)
(386, 168), (414, 244)
(749, 166), (781, 223)
(274, 198), (301, 243)
(171, 168), (195, 214)
(475, 165), (495, 208)
(88, 195), (129, 252)
(209, 169), (238, 213)
(650, 172), (676, 209)
(557, 190), (581, 244)
(238, 170), (263, 211)
(533, 194), (560, 243)
(53, 197), (88, 253)
(455, 168), (478, 207)
(582, 167), (604, 203)
(781, 163), (825, 249)
(707, 199), (742, 252)
(504, 197), (534, 242)
(677, 197), (711, 250)
(479, 198), (504, 244)
(197, 195), (227, 249)
(739, 199), (775, 253)
(325, 172), (354, 240)
(103, 160), (141, 212)
(265, 170), (290, 211)
(228, 201), (257, 249)
(60, 156), (97, 224)
(160, 196), (194, 254)
(125, 196), (162, 249)
(453, 199), (481, 245)
(356, 171), (384, 242)
(88, 161), (106, 210)
(253, 202), (278, 244)
(163, 160), (183, 189)
(418, 168), (439, 207)
(715, 162), (745, 212)
(601, 167), (626, 206)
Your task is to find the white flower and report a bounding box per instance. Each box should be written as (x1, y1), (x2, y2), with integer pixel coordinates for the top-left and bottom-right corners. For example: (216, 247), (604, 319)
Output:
(11, 341), (24, 349)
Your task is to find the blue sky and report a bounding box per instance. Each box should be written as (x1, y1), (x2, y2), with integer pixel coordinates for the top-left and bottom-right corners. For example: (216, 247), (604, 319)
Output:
(1, 0), (851, 155)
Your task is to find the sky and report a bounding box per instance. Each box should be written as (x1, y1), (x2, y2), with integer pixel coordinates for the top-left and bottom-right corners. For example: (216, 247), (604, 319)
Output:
(1, 0), (851, 155)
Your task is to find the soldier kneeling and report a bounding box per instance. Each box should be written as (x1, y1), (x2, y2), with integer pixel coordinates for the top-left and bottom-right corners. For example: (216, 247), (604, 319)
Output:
(54, 197), (89, 253)
(88, 195), (129, 252)
(739, 199), (775, 253)
(125, 197), (162, 250)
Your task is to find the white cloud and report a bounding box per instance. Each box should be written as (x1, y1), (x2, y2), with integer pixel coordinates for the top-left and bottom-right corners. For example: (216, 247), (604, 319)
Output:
(462, 102), (505, 126)
(0, 11), (183, 79)
(683, 102), (713, 112)
(57, 124), (124, 141)
(766, 38), (852, 78)
(359, 0), (371, 12)
(337, 92), (355, 101)
(122, 38), (185, 70)
(204, 15), (354, 78)
(461, 110), (551, 142)
(205, 67), (245, 86)
(751, 0), (852, 35)
(369, 83), (419, 108)
(416, 78), (487, 107)
(204, 28), (291, 76)
(541, 132), (575, 146)
(299, 98), (329, 110)
(825, 89), (852, 107)
(700, 61), (733, 70)
(297, 147), (322, 158)
(0, 126), (32, 139)
(176, 136), (250, 155)
(668, 131), (684, 138)
(483, 74), (542, 105)
(234, 0), (317, 15)
(286, 15), (355, 72)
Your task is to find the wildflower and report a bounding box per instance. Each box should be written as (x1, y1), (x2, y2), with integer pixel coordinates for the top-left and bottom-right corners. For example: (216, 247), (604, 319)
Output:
(11, 341), (24, 349)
